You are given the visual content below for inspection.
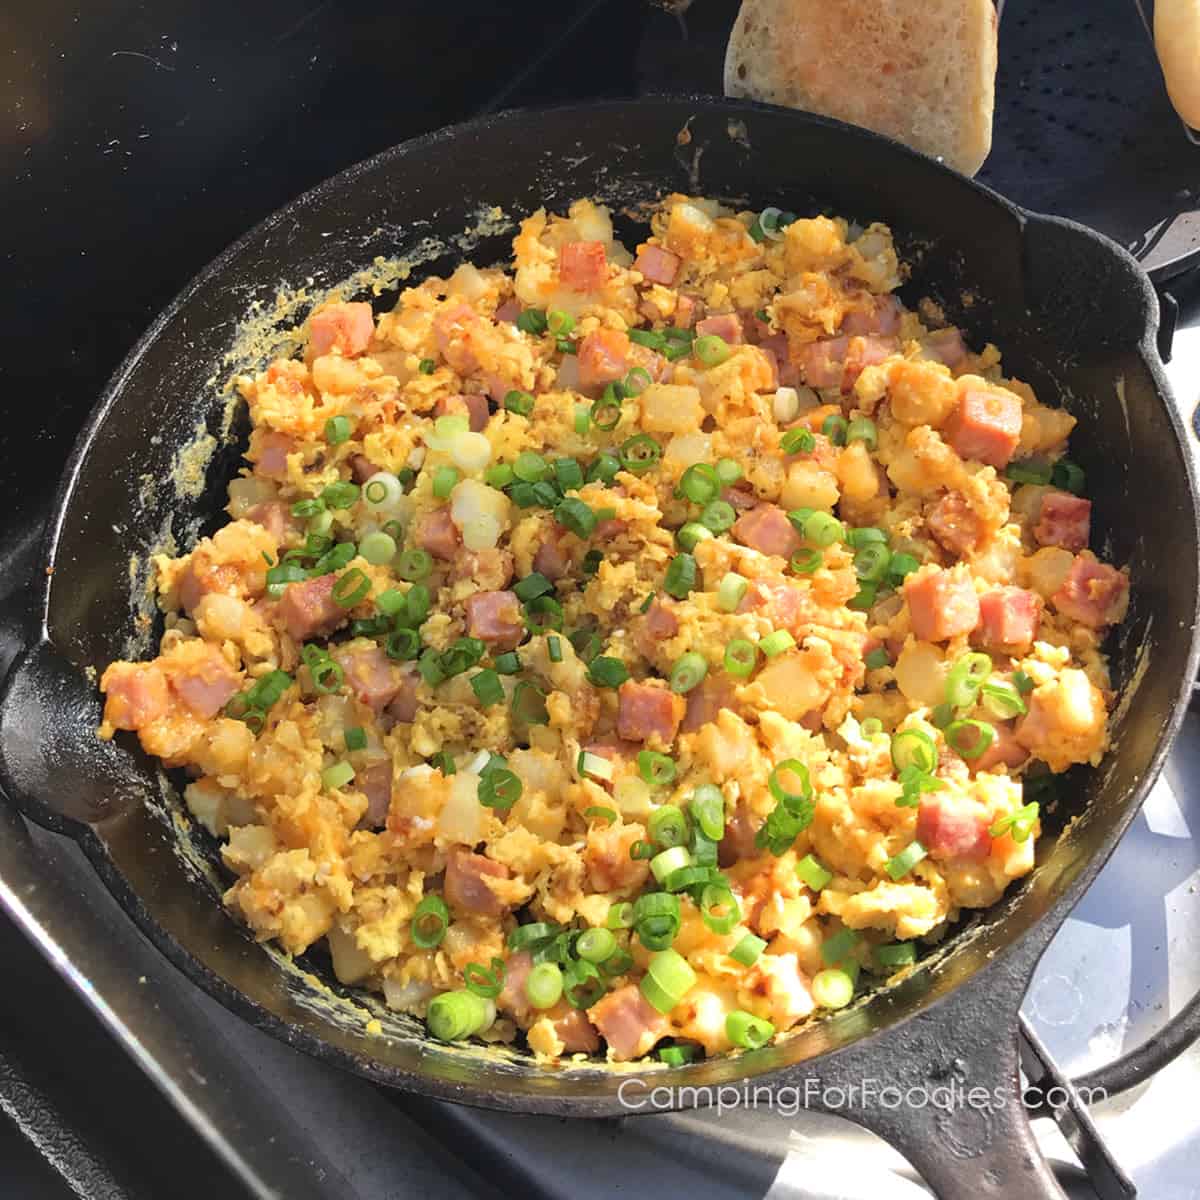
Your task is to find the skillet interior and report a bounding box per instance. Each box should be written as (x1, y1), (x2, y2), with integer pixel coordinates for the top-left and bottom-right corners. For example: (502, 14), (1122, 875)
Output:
(6, 98), (1198, 1111)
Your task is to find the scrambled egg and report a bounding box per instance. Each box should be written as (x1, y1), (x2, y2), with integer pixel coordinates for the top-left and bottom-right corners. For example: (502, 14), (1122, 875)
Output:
(98, 195), (1129, 1063)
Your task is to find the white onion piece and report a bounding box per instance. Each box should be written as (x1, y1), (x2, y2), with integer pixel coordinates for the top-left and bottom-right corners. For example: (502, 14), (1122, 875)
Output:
(447, 262), (489, 301)
(226, 475), (277, 517)
(451, 477), (510, 537)
(382, 978), (434, 1012)
(437, 770), (483, 843)
(614, 776), (653, 818)
(573, 203), (614, 245)
(556, 353), (581, 391)
(363, 471), (403, 509)
(773, 387), (800, 424)
(678, 202), (716, 232)
(462, 513), (502, 551)
(424, 414), (469, 451)
(450, 431), (492, 473)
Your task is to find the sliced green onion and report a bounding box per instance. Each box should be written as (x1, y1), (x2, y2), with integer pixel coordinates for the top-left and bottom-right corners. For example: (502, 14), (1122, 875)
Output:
(699, 884), (740, 934)
(589, 392), (623, 432)
(663, 864), (722, 892)
(418, 358), (436, 374)
(629, 328), (665, 350)
(848, 581), (877, 612)
(888, 552), (921, 582)
(396, 548), (432, 582)
(491, 651), (520, 676)
(846, 526), (887, 549)
(1052, 459), (1086, 495)
(325, 415), (351, 445)
(664, 553), (697, 599)
(343, 726), (367, 752)
(554, 457), (584, 492)
(555, 497), (597, 539)
(640, 948), (696, 1013)
(622, 366), (653, 396)
(781, 427), (816, 455)
(759, 630), (795, 658)
(679, 463), (721, 504)
(546, 308), (574, 336)
(576, 927), (617, 965)
(411, 895), (450, 948)
(507, 922), (561, 951)
(854, 542), (891, 582)
(581, 548), (603, 576)
(724, 637), (758, 677)
(1012, 669), (1036, 695)
(438, 636), (486, 677)
(659, 1044), (701, 1066)
(945, 719), (995, 761)
(309, 657), (344, 695)
(700, 499), (736, 534)
(845, 417), (877, 450)
(804, 510), (843, 547)
(543, 635), (563, 665)
(512, 572), (552, 602)
(1005, 459), (1054, 485)
(769, 759), (813, 809)
(885, 841), (928, 880)
(715, 458), (742, 485)
(890, 729), (937, 775)
(694, 334), (732, 367)
(291, 497), (325, 518)
(516, 308), (548, 335)
(485, 463), (515, 489)
(619, 433), (662, 475)
(504, 389), (534, 416)
(525, 962), (564, 1010)
(821, 414), (849, 446)
(578, 751), (615, 782)
(796, 854), (832, 892)
(638, 750), (677, 787)
(981, 679), (1027, 719)
(876, 942), (917, 969)
(726, 1010), (774, 1050)
(729, 933), (766, 967)
(332, 568), (370, 608)
(363, 472), (403, 508)
(930, 702), (955, 730)
(689, 784), (726, 841)
(864, 647), (891, 670)
(676, 521), (712, 552)
(321, 481), (360, 510)
(511, 680), (549, 726)
(322, 761), (355, 791)
(478, 765), (522, 810)
(945, 652), (993, 708)
(991, 800), (1041, 843)
(669, 651), (708, 694)
(359, 530), (396, 565)
(464, 957), (506, 999)
(586, 655), (628, 688)
(633, 891), (682, 951)
(860, 717), (883, 737)
(470, 669), (504, 707)
(812, 968), (855, 1009)
(586, 451), (621, 484)
(651, 845), (692, 884)
(821, 928), (859, 966)
(428, 751), (456, 775)
(573, 404), (592, 437)
(583, 805), (617, 824)
(427, 990), (490, 1041)
(648, 806), (688, 849)
(791, 548), (823, 574)
(513, 451), (550, 483)
(717, 571), (749, 612)
(385, 627), (420, 661)
(607, 901), (635, 929)
(523, 594), (564, 633)
(629, 839), (655, 860)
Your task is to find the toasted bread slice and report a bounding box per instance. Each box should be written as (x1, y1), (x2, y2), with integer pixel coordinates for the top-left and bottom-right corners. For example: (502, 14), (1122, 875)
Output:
(723, 0), (998, 176)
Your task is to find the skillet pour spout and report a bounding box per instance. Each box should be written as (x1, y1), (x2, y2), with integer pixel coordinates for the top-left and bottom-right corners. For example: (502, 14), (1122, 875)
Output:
(0, 99), (1197, 1198)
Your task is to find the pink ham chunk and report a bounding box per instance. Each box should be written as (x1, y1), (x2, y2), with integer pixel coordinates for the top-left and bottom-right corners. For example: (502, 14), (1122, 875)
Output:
(905, 567), (981, 642)
(682, 672), (739, 735)
(589, 984), (670, 1060)
(616, 680), (685, 747)
(1034, 491), (1091, 553)
(532, 530), (572, 582)
(335, 645), (404, 711)
(977, 587), (1041, 651)
(309, 302), (375, 358)
(674, 294), (701, 329)
(923, 327), (967, 368)
(435, 392), (490, 433)
(443, 847), (511, 917)
(245, 501), (300, 543)
(415, 509), (461, 561)
(732, 503), (803, 559)
(559, 240), (608, 291)
(969, 720), (1029, 776)
(551, 1006), (602, 1054)
(718, 799), (762, 867)
(795, 337), (848, 389)
(634, 244), (681, 285)
(168, 646), (240, 719)
(255, 431), (295, 478)
(432, 301), (481, 374)
(350, 454), (378, 484)
(498, 950), (536, 1024)
(577, 328), (630, 390)
(916, 795), (992, 862)
(943, 388), (1023, 468)
(642, 600), (679, 641)
(695, 313), (744, 344)
(844, 335), (899, 387)
(1051, 553), (1129, 629)
(465, 590), (525, 649)
(494, 298), (521, 324)
(926, 492), (985, 556)
(357, 760), (393, 828)
(278, 573), (345, 641)
(842, 295), (902, 336)
(101, 663), (169, 731)
(385, 668), (420, 725)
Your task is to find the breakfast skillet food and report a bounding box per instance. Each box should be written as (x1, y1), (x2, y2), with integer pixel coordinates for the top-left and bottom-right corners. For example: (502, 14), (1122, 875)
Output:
(97, 194), (1129, 1064)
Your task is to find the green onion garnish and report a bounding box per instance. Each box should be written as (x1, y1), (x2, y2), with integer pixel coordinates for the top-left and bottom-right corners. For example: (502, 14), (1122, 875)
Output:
(854, 542), (891, 582)
(821, 413), (848, 446)
(845, 416), (877, 450)
(321, 481), (360, 510)
(606, 902), (635, 930)
(555, 497), (597, 538)
(890, 729), (937, 775)
(640, 948), (696, 1012)
(504, 389), (534, 416)
(648, 806), (688, 849)
(418, 358), (436, 374)
(344, 726), (366, 752)
(664, 553), (697, 599)
(586, 655), (629, 688)
(676, 522), (713, 552)
(583, 805), (617, 824)
(411, 895), (450, 948)
(426, 990), (491, 1041)
(790, 548), (823, 575)
(332, 568), (370, 608)
(694, 334), (732, 367)
(590, 391), (623, 432)
(945, 718), (995, 760)
(464, 956), (505, 999)
(724, 637), (758, 677)
(689, 784), (726, 841)
(1051, 459), (1086, 495)
(726, 1010), (774, 1049)
(523, 594), (564, 633)
(669, 651), (708, 693)
(516, 308), (548, 335)
(945, 652), (993, 708)
(796, 854), (832, 892)
(322, 761), (355, 791)
(781, 427), (816, 455)
(470, 669), (504, 707)
(803, 510), (843, 547)
(513, 450), (551, 483)
(759, 630), (795, 658)
(638, 750), (677, 787)
(325, 415), (351, 445)
(885, 841), (928, 880)
(679, 463), (721, 504)
(700, 499), (736, 534)
(876, 942), (917, 969)
(618, 433), (662, 474)
(478, 763), (522, 810)
(525, 962), (564, 1010)
(981, 679), (1027, 719)
(359, 530), (396, 565)
(511, 680), (549, 726)
(812, 967), (855, 1009)
(729, 933), (766, 967)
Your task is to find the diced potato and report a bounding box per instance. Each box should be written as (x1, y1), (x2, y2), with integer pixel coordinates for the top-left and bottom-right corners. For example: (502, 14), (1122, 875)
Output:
(894, 640), (947, 705)
(328, 922), (375, 985)
(663, 433), (712, 476)
(782, 459), (840, 511)
(755, 650), (828, 719)
(836, 440), (879, 502)
(223, 824), (277, 872)
(887, 360), (958, 427)
(639, 384), (704, 434)
(1022, 546), (1075, 598)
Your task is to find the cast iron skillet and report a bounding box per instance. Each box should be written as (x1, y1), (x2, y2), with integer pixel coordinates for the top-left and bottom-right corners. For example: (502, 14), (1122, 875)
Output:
(1, 98), (1197, 1198)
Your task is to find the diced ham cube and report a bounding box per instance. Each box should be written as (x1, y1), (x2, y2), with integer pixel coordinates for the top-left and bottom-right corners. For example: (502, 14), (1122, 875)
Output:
(443, 847), (510, 917)
(593, 516), (627, 540)
(278, 573), (344, 641)
(626, 342), (668, 383)
(1034, 491), (1091, 553)
(532, 530), (573, 582)
(465, 590), (525, 649)
(916, 795), (992, 862)
(795, 337), (848, 389)
(432, 301), (481, 374)
(722, 484), (759, 512)
(943, 388), (1023, 468)
(498, 950), (535, 1024)
(926, 492), (986, 556)
(585, 823), (651, 894)
(168, 646), (240, 719)
(436, 393), (490, 433)
(843, 335), (899, 388)
(559, 240), (608, 292)
(718, 799), (762, 866)
(588, 984), (670, 1060)
(923, 327), (967, 368)
(334, 645), (404, 711)
(674, 294), (700, 329)
(385, 668), (420, 725)
(682, 672), (739, 734)
(732, 503), (803, 559)
(494, 299), (521, 324)
(550, 1006), (601, 1054)
(695, 313), (744, 344)
(255, 431), (295, 478)
(577, 328), (630, 390)
(634, 244), (681, 285)
(245, 501), (300, 543)
(736, 580), (812, 630)
(758, 333), (799, 386)
(1051, 553), (1129, 628)
(969, 720), (1029, 776)
(309, 302), (375, 358)
(841, 294), (902, 336)
(357, 760), (393, 828)
(101, 662), (169, 731)
(976, 587), (1041, 651)
(350, 454), (377, 484)
(616, 680), (685, 747)
(642, 600), (679, 641)
(415, 509), (461, 561)
(904, 567), (981, 642)
(451, 547), (515, 592)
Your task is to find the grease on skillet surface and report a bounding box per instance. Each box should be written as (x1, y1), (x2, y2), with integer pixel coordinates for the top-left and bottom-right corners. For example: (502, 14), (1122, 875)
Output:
(97, 195), (1129, 1063)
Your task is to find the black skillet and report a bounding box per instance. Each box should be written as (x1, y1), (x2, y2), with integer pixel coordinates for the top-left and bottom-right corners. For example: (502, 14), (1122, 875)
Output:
(1, 98), (1197, 1198)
